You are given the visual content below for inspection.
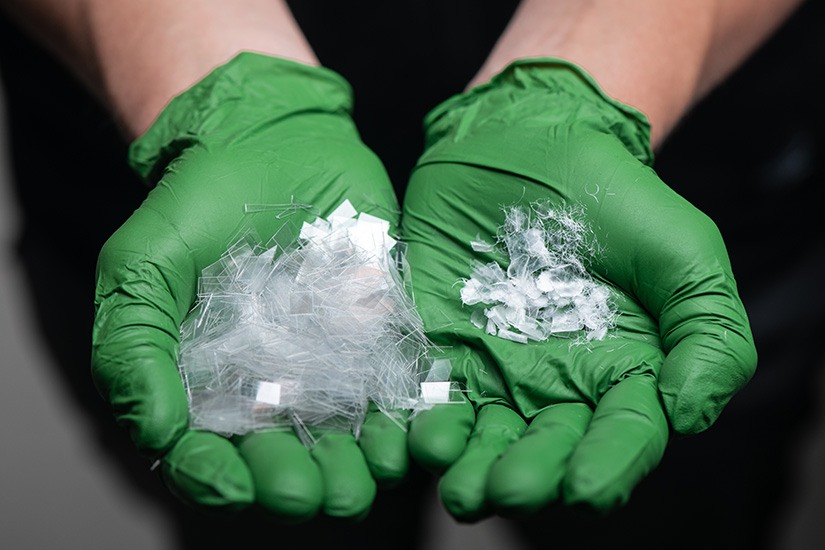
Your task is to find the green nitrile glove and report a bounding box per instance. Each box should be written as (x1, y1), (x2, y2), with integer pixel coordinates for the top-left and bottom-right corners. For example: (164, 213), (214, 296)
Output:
(402, 59), (756, 520)
(92, 52), (407, 519)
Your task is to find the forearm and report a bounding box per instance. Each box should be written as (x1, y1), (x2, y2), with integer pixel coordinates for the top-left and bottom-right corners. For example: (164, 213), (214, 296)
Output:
(470, 0), (805, 148)
(0, 0), (318, 138)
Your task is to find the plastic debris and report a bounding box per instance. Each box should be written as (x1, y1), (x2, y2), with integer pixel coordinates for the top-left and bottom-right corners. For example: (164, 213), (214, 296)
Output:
(460, 200), (616, 343)
(177, 200), (456, 445)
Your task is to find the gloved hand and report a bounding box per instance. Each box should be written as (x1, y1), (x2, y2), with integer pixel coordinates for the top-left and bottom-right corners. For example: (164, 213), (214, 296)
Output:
(92, 52), (407, 520)
(401, 59), (756, 520)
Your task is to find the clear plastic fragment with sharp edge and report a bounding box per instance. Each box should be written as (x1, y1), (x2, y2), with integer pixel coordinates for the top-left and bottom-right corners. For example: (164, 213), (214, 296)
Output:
(177, 200), (460, 445)
(460, 200), (616, 344)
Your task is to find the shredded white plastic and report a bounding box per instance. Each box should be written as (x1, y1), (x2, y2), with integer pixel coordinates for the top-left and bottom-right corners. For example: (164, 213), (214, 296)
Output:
(177, 200), (456, 445)
(460, 200), (616, 344)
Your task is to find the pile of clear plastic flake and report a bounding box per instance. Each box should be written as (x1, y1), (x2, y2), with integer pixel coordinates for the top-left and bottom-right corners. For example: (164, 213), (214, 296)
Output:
(177, 200), (451, 444)
(461, 200), (616, 344)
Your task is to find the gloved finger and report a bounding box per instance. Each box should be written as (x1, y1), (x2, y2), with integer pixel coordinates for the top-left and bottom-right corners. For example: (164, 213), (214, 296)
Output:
(92, 247), (191, 455)
(161, 430), (254, 510)
(235, 430), (323, 521)
(628, 175), (756, 434)
(310, 432), (377, 519)
(563, 374), (668, 511)
(607, 157), (755, 434)
(486, 402), (592, 517)
(438, 404), (527, 522)
(358, 406), (410, 487)
(407, 397), (475, 474)
(657, 288), (756, 433)
(646, 224), (756, 434)
(559, 139), (756, 436)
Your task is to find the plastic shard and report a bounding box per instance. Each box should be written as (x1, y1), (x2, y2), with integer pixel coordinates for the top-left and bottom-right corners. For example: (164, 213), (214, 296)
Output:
(460, 200), (616, 344)
(177, 201), (447, 444)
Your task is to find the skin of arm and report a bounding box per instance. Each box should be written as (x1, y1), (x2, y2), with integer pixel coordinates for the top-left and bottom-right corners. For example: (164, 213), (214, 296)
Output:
(0, 0), (319, 139)
(3, 1), (805, 153)
(469, 0), (807, 148)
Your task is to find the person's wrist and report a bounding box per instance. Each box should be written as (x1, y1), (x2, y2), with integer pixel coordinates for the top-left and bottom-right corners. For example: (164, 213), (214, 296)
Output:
(127, 52), (354, 183)
(79, 1), (322, 139)
(113, 50), (323, 140)
(421, 58), (654, 169)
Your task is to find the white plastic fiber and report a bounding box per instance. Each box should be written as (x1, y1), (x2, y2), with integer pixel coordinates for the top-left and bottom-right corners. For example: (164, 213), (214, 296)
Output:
(460, 200), (616, 344)
(177, 200), (444, 444)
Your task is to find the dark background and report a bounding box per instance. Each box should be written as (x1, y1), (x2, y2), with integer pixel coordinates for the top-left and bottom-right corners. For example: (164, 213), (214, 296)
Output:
(1, 1), (824, 548)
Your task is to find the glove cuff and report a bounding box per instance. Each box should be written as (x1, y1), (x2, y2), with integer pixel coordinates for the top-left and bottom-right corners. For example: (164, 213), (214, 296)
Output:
(421, 57), (653, 167)
(128, 52), (355, 184)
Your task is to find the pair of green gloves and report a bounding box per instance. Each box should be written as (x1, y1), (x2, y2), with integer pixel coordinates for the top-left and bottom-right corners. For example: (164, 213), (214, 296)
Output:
(92, 53), (755, 521)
